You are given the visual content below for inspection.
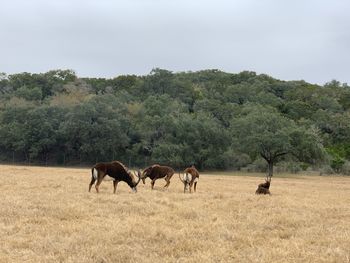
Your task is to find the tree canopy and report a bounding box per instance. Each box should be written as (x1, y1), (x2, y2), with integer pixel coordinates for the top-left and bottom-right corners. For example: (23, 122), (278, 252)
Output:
(231, 105), (325, 176)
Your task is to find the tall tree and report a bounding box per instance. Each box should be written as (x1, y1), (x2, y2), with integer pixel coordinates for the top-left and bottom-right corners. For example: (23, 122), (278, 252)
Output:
(231, 105), (325, 178)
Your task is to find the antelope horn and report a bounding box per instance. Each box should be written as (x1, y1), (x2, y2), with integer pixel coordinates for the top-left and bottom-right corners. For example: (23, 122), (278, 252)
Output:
(133, 170), (141, 186)
(178, 172), (185, 183)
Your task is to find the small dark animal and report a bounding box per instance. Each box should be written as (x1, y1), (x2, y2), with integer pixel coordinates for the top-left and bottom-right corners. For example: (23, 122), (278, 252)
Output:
(89, 161), (141, 193)
(141, 164), (175, 190)
(178, 165), (199, 193)
(255, 177), (271, 195)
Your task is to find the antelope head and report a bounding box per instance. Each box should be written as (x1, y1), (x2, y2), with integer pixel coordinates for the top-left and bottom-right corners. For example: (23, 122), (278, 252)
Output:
(140, 167), (152, 184)
(129, 170), (141, 192)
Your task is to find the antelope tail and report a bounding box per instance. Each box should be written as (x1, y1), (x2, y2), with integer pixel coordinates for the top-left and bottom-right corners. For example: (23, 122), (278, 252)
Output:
(92, 168), (98, 180)
(178, 172), (185, 183)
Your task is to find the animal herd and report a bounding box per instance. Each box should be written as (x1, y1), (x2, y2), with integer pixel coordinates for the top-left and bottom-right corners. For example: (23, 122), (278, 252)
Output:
(89, 161), (200, 194)
(89, 160), (271, 195)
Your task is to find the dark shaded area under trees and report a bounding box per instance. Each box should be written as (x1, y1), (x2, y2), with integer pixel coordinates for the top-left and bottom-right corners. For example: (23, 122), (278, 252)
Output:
(1, 69), (350, 175)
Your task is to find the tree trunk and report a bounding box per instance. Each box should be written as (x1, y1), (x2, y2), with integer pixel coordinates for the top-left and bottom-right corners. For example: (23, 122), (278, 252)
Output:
(268, 160), (273, 178)
(45, 152), (48, 166)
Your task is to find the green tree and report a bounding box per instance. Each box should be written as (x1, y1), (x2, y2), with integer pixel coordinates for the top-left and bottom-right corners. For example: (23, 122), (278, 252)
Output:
(0, 105), (33, 161)
(23, 106), (63, 164)
(15, 86), (42, 101)
(1, 68), (349, 170)
(231, 105), (325, 178)
(59, 95), (130, 163)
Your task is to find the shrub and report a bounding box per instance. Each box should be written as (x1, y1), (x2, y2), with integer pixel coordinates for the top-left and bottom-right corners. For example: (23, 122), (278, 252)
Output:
(288, 162), (302, 173)
(222, 151), (251, 170)
(245, 158), (267, 173)
(330, 155), (345, 173)
(341, 161), (350, 175)
(275, 162), (302, 174)
(319, 165), (335, 176)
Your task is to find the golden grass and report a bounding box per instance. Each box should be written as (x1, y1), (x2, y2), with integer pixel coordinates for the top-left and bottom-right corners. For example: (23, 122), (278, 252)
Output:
(1, 165), (350, 263)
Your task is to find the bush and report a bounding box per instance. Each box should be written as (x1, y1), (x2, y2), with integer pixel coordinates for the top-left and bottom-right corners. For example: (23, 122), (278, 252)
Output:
(300, 163), (309, 171)
(222, 151), (251, 170)
(341, 161), (350, 175)
(326, 147), (346, 173)
(330, 155), (345, 173)
(319, 165), (335, 176)
(275, 162), (302, 174)
(245, 158), (267, 172)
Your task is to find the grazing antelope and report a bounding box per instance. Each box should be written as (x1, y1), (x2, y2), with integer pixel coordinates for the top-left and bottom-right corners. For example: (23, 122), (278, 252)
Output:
(255, 177), (271, 195)
(179, 165), (199, 193)
(89, 161), (141, 193)
(141, 164), (175, 190)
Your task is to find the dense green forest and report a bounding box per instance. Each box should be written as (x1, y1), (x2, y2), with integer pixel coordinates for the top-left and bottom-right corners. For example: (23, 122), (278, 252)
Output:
(0, 69), (349, 174)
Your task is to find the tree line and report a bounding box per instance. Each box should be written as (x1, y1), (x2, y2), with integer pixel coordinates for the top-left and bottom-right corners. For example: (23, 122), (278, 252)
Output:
(0, 69), (349, 174)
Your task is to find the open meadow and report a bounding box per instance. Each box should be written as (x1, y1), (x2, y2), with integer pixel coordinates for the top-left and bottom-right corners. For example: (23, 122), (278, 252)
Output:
(0, 165), (350, 263)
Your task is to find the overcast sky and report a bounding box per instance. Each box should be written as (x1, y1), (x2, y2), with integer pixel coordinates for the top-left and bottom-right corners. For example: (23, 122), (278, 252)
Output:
(0, 0), (349, 84)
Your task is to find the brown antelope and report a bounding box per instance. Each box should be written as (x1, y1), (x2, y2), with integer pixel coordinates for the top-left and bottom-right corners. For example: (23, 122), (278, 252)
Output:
(179, 165), (199, 193)
(89, 161), (141, 193)
(140, 164), (175, 190)
(255, 176), (271, 195)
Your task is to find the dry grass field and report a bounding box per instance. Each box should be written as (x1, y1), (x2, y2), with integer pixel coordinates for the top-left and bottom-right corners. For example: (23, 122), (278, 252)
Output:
(1, 165), (350, 263)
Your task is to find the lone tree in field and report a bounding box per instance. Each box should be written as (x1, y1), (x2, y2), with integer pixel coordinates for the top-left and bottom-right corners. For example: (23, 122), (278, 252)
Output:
(231, 105), (325, 185)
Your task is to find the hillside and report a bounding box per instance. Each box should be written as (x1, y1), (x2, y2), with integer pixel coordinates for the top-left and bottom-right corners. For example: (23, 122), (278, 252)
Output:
(0, 69), (350, 173)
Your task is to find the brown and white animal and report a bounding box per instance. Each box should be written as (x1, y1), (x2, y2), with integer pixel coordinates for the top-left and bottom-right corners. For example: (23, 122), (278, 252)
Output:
(140, 164), (175, 190)
(179, 165), (199, 193)
(255, 177), (271, 195)
(89, 161), (141, 193)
